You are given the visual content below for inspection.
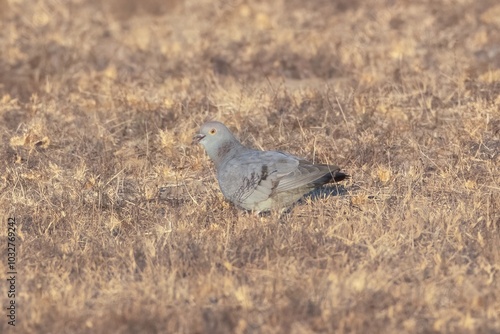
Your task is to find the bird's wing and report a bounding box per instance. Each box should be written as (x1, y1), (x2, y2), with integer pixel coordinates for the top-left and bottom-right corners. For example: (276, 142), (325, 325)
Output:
(274, 159), (341, 192)
(218, 151), (287, 206)
(219, 151), (341, 208)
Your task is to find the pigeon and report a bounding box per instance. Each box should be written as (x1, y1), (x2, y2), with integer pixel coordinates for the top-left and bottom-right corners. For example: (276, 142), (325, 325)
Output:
(193, 121), (349, 212)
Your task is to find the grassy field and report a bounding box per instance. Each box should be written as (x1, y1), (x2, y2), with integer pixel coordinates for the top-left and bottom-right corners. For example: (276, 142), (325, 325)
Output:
(1, 0), (499, 333)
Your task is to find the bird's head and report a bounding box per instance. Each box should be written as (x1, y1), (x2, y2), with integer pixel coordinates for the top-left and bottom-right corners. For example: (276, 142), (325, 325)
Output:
(193, 121), (240, 165)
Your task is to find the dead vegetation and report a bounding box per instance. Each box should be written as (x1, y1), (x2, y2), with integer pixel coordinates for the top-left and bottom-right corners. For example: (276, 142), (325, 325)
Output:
(0, 0), (499, 333)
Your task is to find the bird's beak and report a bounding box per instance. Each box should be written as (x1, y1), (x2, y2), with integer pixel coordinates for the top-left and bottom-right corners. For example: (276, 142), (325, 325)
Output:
(192, 133), (205, 145)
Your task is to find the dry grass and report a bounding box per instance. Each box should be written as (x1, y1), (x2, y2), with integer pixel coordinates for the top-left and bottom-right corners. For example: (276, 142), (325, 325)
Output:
(1, 0), (499, 333)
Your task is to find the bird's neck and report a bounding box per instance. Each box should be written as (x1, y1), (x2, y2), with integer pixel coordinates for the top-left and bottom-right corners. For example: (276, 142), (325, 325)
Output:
(212, 140), (245, 168)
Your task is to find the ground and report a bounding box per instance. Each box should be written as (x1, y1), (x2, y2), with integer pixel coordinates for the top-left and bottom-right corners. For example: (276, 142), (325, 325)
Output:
(0, 0), (499, 333)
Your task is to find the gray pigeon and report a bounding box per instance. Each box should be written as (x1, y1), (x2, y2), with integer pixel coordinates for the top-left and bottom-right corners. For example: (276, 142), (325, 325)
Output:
(193, 121), (349, 212)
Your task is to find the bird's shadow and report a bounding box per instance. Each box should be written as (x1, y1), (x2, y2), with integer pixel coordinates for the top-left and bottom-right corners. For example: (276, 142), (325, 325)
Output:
(259, 184), (350, 220)
(302, 184), (349, 201)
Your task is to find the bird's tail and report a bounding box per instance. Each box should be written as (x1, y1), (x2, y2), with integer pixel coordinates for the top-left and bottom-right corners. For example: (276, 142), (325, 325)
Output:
(333, 171), (349, 182)
(311, 166), (349, 186)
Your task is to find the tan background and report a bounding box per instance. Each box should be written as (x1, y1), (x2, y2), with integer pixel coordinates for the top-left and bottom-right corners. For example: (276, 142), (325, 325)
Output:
(0, 0), (499, 332)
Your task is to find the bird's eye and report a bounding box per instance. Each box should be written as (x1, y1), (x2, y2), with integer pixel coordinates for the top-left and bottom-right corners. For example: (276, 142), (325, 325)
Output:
(209, 128), (217, 135)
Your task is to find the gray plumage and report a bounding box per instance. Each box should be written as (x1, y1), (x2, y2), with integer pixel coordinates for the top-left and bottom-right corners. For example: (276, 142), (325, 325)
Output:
(193, 121), (348, 212)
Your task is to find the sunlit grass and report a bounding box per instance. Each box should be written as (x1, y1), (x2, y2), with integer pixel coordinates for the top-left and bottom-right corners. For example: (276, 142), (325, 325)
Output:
(0, 0), (499, 333)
